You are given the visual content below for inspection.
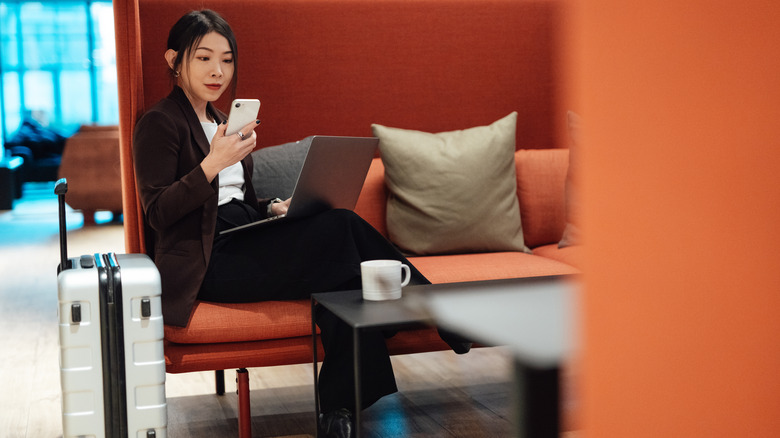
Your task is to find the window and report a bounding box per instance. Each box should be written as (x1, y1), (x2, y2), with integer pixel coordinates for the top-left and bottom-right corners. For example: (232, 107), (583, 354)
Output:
(0, 0), (117, 143)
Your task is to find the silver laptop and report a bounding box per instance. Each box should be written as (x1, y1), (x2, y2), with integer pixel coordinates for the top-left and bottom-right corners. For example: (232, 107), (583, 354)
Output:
(220, 135), (379, 235)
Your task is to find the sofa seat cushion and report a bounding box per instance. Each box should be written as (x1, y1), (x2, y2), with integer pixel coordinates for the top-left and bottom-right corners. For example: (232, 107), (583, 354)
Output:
(164, 299), (315, 344)
(164, 336), (321, 374)
(164, 327), (451, 374)
(409, 252), (579, 283)
(532, 244), (583, 270)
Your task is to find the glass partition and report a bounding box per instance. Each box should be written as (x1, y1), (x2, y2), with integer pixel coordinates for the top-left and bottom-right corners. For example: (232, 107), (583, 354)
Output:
(0, 0), (117, 141)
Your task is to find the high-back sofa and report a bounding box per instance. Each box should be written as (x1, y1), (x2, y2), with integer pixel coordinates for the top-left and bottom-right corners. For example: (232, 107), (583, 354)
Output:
(112, 0), (576, 435)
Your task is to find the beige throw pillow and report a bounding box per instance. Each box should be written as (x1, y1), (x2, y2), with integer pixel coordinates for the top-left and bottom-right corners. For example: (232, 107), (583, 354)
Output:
(372, 112), (529, 255)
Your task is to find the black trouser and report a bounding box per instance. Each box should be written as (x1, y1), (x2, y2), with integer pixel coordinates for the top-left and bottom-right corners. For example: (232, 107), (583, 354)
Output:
(199, 201), (429, 412)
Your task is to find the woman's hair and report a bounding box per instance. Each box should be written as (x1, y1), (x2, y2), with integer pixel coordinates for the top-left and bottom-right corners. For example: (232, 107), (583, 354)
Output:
(167, 9), (238, 98)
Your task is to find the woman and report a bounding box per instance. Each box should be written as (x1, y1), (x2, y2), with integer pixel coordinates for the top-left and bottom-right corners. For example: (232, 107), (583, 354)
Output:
(133, 10), (467, 438)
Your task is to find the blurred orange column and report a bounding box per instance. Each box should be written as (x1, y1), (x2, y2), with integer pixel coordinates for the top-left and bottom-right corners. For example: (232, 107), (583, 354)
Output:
(566, 1), (780, 436)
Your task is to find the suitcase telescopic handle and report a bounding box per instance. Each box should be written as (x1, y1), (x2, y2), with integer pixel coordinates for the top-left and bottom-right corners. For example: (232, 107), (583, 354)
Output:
(55, 178), (70, 272)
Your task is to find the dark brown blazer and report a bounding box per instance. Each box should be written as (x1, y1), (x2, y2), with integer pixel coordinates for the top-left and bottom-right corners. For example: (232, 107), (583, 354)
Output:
(133, 86), (266, 326)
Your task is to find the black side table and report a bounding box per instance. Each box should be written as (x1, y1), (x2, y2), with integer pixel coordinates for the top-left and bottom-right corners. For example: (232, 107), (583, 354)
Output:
(310, 289), (431, 438)
(311, 276), (576, 438)
(0, 156), (24, 210)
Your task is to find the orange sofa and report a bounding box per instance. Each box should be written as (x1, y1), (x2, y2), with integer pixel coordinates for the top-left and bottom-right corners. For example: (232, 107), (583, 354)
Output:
(162, 147), (580, 371)
(112, 0), (577, 433)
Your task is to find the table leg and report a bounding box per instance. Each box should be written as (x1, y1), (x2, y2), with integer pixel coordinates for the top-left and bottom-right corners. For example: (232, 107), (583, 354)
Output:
(514, 362), (560, 438)
(312, 298), (321, 437)
(353, 326), (362, 438)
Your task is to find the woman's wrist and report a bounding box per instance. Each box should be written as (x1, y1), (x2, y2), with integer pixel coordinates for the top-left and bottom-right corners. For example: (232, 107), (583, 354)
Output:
(200, 155), (220, 183)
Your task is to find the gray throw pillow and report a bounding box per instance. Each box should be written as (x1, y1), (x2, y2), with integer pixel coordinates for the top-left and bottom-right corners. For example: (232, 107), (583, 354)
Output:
(250, 136), (313, 199)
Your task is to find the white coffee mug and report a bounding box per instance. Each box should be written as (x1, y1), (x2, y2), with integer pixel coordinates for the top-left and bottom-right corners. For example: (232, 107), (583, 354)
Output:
(360, 259), (411, 301)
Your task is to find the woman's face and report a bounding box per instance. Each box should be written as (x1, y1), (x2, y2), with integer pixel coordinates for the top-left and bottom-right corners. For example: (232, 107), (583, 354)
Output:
(174, 31), (234, 108)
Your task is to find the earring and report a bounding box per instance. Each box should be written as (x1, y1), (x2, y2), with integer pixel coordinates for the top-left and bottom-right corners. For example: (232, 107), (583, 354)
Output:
(173, 70), (180, 78)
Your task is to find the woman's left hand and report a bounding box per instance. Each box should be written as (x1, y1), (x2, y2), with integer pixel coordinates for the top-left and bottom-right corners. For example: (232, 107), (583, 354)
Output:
(270, 198), (291, 216)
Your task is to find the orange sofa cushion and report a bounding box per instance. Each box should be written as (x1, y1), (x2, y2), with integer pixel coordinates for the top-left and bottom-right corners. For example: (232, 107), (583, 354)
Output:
(353, 158), (388, 237)
(164, 300), (316, 344)
(515, 149), (569, 248)
(410, 252), (579, 283)
(164, 336), (321, 373)
(164, 328), (452, 374)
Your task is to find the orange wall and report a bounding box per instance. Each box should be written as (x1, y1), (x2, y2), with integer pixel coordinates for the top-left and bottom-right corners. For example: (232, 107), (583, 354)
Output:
(569, 1), (780, 436)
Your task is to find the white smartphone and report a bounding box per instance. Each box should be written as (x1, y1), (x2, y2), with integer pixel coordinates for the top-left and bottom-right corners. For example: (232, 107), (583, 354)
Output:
(225, 99), (261, 136)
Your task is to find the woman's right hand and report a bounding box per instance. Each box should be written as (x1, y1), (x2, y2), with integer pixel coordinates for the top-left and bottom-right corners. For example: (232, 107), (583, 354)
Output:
(201, 120), (259, 182)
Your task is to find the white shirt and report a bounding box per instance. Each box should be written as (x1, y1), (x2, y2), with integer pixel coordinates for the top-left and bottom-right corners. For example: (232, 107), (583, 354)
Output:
(201, 121), (245, 206)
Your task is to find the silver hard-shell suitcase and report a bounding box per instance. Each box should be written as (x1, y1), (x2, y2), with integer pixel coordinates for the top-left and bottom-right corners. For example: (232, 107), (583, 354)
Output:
(55, 179), (167, 437)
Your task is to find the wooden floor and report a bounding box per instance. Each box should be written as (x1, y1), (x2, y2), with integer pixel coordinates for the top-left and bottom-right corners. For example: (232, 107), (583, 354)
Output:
(164, 350), (515, 438)
(0, 183), (531, 437)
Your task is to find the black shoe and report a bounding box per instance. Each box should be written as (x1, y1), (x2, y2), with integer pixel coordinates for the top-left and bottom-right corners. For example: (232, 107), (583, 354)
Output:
(319, 408), (354, 438)
(438, 328), (472, 355)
